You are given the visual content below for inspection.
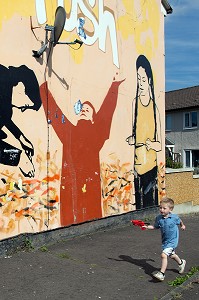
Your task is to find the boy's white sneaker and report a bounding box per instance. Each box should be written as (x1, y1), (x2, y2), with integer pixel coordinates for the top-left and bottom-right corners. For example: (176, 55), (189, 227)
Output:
(179, 259), (186, 274)
(153, 271), (165, 281)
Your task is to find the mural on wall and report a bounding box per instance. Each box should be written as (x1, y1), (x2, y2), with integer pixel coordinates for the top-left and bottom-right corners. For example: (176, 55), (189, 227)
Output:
(0, 0), (166, 240)
(101, 154), (134, 216)
(0, 64), (41, 177)
(0, 173), (59, 236)
(126, 55), (162, 209)
(40, 78), (125, 226)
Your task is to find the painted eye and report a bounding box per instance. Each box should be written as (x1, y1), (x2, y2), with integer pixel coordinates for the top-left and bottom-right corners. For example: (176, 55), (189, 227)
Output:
(74, 99), (83, 115)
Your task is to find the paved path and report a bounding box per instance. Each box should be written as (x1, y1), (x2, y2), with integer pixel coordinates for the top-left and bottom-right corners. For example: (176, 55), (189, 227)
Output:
(0, 213), (198, 300)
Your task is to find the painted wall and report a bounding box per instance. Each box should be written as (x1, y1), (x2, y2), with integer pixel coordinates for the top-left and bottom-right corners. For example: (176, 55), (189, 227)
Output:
(0, 0), (165, 240)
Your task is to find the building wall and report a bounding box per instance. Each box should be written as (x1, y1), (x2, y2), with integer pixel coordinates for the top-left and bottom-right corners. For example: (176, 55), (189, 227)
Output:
(166, 109), (199, 164)
(0, 0), (165, 240)
(165, 170), (199, 207)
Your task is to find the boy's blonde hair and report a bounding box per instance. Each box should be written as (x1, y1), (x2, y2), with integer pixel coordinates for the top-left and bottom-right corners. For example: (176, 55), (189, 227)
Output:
(160, 197), (174, 210)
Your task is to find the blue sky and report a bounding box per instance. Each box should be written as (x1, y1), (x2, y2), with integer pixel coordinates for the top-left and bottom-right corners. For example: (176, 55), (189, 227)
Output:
(165, 0), (199, 91)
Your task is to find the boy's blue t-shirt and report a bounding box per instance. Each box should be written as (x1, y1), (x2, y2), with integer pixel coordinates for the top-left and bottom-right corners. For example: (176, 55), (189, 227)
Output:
(154, 213), (181, 250)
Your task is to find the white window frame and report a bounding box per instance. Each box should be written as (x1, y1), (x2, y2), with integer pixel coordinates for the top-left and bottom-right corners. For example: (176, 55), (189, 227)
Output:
(184, 150), (192, 168)
(183, 111), (198, 129)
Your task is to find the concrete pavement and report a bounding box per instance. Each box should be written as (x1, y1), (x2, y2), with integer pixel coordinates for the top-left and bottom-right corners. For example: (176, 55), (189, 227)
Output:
(0, 212), (198, 300)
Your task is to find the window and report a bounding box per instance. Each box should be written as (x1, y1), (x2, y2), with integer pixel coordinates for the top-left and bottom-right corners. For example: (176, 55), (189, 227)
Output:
(192, 150), (199, 167)
(185, 150), (191, 167)
(166, 114), (172, 131)
(184, 150), (199, 168)
(184, 112), (197, 129)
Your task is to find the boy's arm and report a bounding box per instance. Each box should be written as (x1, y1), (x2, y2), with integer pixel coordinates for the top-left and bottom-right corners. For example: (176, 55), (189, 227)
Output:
(147, 225), (155, 229)
(142, 225), (156, 229)
(180, 219), (186, 230)
(143, 216), (160, 230)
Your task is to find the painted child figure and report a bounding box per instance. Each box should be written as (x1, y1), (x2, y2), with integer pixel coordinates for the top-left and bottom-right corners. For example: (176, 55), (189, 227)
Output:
(143, 197), (186, 281)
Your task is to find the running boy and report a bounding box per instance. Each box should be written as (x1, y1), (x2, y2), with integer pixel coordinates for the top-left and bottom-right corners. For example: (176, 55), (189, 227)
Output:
(143, 197), (186, 281)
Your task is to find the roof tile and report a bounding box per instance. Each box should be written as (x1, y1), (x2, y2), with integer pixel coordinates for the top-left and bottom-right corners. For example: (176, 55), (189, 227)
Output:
(166, 86), (199, 111)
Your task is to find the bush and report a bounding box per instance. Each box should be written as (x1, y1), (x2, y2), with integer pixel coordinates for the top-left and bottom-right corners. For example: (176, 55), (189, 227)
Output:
(166, 157), (183, 169)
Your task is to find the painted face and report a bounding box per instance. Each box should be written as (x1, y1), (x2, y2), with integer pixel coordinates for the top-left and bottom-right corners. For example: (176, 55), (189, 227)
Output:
(74, 99), (83, 115)
(79, 104), (93, 122)
(137, 66), (150, 97)
(159, 204), (172, 217)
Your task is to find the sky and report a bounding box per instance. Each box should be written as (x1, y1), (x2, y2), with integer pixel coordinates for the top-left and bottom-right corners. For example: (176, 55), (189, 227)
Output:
(165, 0), (199, 91)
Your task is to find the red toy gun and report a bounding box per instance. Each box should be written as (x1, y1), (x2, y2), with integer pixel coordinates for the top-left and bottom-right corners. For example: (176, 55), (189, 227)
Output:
(131, 219), (150, 230)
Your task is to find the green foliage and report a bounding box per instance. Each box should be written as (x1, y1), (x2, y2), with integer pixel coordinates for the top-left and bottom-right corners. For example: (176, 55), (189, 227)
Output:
(23, 238), (34, 251)
(168, 266), (199, 287)
(166, 157), (183, 169)
(58, 253), (71, 259)
(40, 245), (48, 252)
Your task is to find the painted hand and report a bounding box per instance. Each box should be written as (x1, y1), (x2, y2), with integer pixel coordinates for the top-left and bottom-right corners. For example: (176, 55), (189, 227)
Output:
(126, 135), (135, 145)
(146, 138), (152, 151)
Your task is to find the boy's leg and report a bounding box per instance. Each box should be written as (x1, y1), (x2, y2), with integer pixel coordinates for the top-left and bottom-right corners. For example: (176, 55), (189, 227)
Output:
(154, 248), (175, 281)
(170, 253), (181, 264)
(170, 252), (186, 274)
(153, 251), (168, 281)
(160, 252), (168, 274)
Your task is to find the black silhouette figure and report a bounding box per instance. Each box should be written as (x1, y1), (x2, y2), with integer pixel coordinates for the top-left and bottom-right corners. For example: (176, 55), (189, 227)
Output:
(0, 64), (41, 177)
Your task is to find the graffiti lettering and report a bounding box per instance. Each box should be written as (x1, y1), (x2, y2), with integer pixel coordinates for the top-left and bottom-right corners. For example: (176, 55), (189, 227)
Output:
(35, 0), (119, 67)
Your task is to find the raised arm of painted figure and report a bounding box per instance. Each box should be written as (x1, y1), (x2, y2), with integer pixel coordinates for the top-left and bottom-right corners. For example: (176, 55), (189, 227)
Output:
(40, 82), (73, 141)
(95, 79), (125, 142)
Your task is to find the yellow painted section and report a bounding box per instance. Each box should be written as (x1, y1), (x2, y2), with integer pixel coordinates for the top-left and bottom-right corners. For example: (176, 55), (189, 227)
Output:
(118, 0), (160, 59)
(44, 0), (58, 26)
(0, 0), (83, 63)
(92, 5), (98, 21)
(69, 34), (84, 64)
(65, 0), (72, 14)
(0, 0), (35, 28)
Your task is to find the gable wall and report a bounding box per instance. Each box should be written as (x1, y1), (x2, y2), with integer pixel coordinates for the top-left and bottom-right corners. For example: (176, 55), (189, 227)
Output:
(0, 0), (165, 240)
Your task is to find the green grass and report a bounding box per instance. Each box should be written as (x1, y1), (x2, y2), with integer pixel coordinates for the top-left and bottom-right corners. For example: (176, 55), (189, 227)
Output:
(168, 266), (199, 287)
(58, 253), (71, 259)
(40, 245), (48, 252)
(22, 238), (34, 251)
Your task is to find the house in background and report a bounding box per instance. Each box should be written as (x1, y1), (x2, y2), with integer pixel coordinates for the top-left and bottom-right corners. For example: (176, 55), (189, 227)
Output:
(166, 86), (199, 169)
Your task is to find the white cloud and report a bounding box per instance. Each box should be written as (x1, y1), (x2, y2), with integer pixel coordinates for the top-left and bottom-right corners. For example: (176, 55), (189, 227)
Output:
(166, 39), (198, 48)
